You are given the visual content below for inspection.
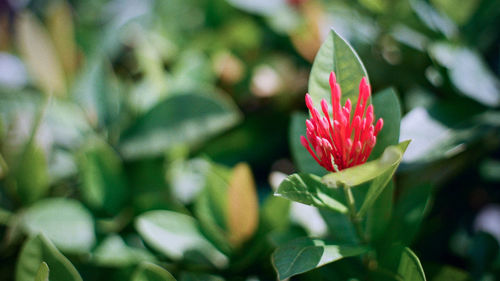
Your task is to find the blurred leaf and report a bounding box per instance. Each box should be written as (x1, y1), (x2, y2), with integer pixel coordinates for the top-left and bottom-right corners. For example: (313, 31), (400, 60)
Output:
(386, 184), (433, 245)
(120, 92), (241, 159)
(272, 237), (368, 280)
(429, 43), (500, 107)
(34, 262), (49, 281)
(308, 27), (368, 106)
(365, 180), (394, 242)
(16, 234), (82, 281)
(15, 12), (66, 97)
(15, 142), (49, 204)
(369, 88), (402, 160)
(168, 157), (211, 204)
(261, 195), (291, 231)
(131, 262), (177, 281)
(72, 56), (120, 127)
(226, 0), (287, 16)
(357, 141), (410, 216)
(276, 173), (348, 214)
(47, 1), (78, 78)
(135, 210), (227, 268)
(21, 198), (95, 254)
(428, 265), (471, 281)
(410, 0), (457, 38)
(180, 272), (224, 281)
(468, 232), (499, 278)
(431, 0), (480, 25)
(92, 235), (155, 267)
(479, 159), (500, 182)
(289, 112), (326, 176)
(227, 163), (258, 247)
(77, 138), (128, 215)
(323, 141), (409, 191)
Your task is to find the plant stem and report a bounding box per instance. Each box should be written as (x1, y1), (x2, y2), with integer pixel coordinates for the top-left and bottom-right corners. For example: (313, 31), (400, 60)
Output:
(342, 183), (366, 244)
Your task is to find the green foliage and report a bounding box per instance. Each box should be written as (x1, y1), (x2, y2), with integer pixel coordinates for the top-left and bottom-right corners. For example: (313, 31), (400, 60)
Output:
(131, 262), (177, 281)
(272, 237), (369, 280)
(16, 234), (82, 281)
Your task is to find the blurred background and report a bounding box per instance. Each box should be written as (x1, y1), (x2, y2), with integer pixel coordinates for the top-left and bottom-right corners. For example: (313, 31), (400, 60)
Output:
(0, 0), (499, 280)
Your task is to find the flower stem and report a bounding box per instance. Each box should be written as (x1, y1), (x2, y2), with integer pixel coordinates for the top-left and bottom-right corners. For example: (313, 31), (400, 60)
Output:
(342, 183), (366, 244)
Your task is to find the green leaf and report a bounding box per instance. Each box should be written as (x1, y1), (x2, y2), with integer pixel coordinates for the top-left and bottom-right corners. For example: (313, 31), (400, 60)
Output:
(16, 234), (82, 281)
(319, 209), (358, 244)
(358, 141), (410, 216)
(323, 141), (410, 190)
(365, 180), (394, 242)
(15, 142), (50, 204)
(135, 210), (227, 268)
(261, 195), (291, 231)
(180, 272), (224, 281)
(21, 198), (95, 254)
(272, 237), (369, 280)
(34, 262), (49, 281)
(387, 184), (433, 245)
(397, 247), (427, 281)
(92, 235), (156, 267)
(120, 92), (241, 159)
(77, 138), (128, 214)
(369, 88), (402, 160)
(289, 112), (326, 176)
(308, 28), (369, 107)
(275, 173), (348, 214)
(131, 262), (177, 281)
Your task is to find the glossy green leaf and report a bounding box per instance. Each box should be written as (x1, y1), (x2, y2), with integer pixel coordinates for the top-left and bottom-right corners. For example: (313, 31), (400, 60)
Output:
(276, 173), (348, 214)
(77, 138), (128, 214)
(386, 184), (433, 244)
(365, 180), (394, 242)
(272, 237), (369, 280)
(319, 209), (358, 244)
(34, 262), (49, 281)
(21, 198), (95, 254)
(131, 262), (177, 281)
(358, 141), (410, 216)
(16, 234), (82, 281)
(369, 88), (402, 160)
(92, 235), (155, 267)
(120, 92), (241, 159)
(308, 28), (368, 106)
(289, 112), (326, 176)
(397, 247), (427, 281)
(135, 210), (227, 268)
(323, 141), (410, 190)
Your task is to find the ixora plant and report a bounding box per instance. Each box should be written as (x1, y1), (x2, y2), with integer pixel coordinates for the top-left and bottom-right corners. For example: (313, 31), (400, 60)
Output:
(272, 28), (424, 280)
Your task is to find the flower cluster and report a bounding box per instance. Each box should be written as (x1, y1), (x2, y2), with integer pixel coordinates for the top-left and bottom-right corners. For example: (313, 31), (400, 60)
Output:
(301, 72), (383, 172)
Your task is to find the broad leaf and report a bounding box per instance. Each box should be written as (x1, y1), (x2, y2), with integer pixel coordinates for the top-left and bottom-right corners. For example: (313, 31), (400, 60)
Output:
(77, 138), (128, 215)
(131, 262), (177, 281)
(319, 209), (358, 244)
(135, 210), (227, 268)
(369, 88), (402, 160)
(272, 237), (368, 280)
(276, 173), (348, 214)
(323, 141), (410, 190)
(358, 141), (410, 216)
(16, 234), (82, 281)
(308, 28), (369, 106)
(21, 198), (95, 254)
(227, 163), (259, 247)
(120, 92), (241, 159)
(34, 262), (49, 281)
(92, 235), (155, 267)
(365, 181), (394, 242)
(289, 112), (326, 176)
(398, 247), (427, 281)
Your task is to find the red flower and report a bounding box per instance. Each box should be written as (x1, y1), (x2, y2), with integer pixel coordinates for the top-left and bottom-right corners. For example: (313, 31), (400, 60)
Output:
(301, 71), (383, 172)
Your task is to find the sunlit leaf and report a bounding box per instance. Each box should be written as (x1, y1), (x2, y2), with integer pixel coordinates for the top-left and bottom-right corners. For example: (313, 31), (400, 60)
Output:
(227, 163), (259, 247)
(15, 12), (66, 97)
(135, 210), (227, 268)
(120, 92), (241, 159)
(21, 198), (95, 254)
(16, 234), (82, 281)
(308, 27), (368, 106)
(272, 237), (368, 280)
